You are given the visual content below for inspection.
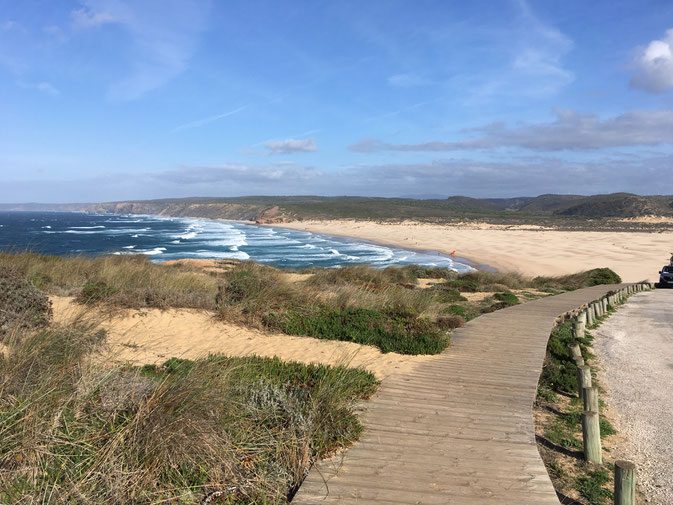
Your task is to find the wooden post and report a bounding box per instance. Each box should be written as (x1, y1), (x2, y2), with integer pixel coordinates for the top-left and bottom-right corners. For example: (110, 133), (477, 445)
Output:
(587, 305), (594, 326)
(577, 365), (592, 402)
(595, 301), (603, 317)
(583, 386), (599, 413)
(582, 411), (602, 464)
(573, 320), (585, 339)
(569, 343), (582, 360)
(614, 460), (636, 505)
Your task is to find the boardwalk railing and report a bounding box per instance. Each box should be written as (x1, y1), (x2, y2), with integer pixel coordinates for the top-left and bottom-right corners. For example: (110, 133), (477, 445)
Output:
(292, 283), (651, 505)
(571, 283), (653, 505)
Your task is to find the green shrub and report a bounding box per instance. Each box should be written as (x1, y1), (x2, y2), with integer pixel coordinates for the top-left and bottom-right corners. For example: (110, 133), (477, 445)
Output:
(540, 321), (588, 393)
(444, 304), (466, 317)
(576, 469), (613, 503)
(431, 287), (468, 303)
(588, 268), (621, 286)
(441, 279), (480, 292)
(494, 291), (519, 306)
(281, 307), (448, 355)
(0, 267), (52, 338)
(600, 418), (616, 438)
(77, 281), (119, 304)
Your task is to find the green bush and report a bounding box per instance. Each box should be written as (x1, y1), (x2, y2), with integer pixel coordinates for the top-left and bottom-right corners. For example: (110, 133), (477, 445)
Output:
(281, 307), (448, 355)
(576, 469), (612, 503)
(0, 267), (52, 338)
(431, 287), (468, 303)
(540, 321), (590, 393)
(77, 281), (119, 304)
(494, 291), (519, 306)
(444, 304), (466, 317)
(441, 279), (480, 292)
(587, 268), (621, 286)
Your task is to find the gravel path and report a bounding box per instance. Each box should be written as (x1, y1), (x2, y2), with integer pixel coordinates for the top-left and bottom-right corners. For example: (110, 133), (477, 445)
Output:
(593, 289), (673, 504)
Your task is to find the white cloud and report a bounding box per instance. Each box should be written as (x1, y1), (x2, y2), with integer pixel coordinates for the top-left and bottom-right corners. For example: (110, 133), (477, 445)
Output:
(387, 73), (427, 87)
(630, 28), (673, 93)
(20, 81), (60, 96)
(264, 138), (318, 155)
(350, 109), (673, 152)
(72, 0), (211, 101)
(171, 106), (248, 133)
(510, 0), (574, 95)
(158, 163), (322, 185)
(71, 7), (119, 28)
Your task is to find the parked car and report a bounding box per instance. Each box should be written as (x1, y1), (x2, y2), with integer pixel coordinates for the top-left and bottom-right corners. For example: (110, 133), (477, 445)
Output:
(658, 265), (673, 287)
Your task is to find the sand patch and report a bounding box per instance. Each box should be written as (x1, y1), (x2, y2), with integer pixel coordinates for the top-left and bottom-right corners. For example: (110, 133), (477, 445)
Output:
(51, 297), (432, 380)
(274, 219), (673, 282)
(618, 215), (673, 224)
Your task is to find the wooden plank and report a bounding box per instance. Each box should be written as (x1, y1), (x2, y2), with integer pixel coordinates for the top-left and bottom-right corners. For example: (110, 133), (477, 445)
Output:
(292, 284), (625, 505)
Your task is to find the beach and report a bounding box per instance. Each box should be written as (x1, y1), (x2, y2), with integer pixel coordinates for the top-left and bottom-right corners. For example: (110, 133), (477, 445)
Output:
(275, 219), (672, 282)
(51, 297), (433, 381)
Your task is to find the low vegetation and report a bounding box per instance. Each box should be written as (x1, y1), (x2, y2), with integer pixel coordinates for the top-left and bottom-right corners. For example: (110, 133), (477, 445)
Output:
(0, 252), (621, 355)
(0, 269), (378, 504)
(536, 307), (622, 504)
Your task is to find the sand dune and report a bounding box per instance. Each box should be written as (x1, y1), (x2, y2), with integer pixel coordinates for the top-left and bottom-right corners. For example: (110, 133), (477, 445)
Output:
(275, 220), (672, 282)
(51, 297), (432, 380)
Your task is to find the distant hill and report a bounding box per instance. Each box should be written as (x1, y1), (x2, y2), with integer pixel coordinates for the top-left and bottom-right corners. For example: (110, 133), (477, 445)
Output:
(2, 193), (673, 224)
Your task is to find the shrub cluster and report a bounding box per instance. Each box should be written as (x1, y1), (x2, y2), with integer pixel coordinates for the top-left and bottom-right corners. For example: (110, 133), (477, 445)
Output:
(0, 267), (52, 339)
(217, 263), (451, 355)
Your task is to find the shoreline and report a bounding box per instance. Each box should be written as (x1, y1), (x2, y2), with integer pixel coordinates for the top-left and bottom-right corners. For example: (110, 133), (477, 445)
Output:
(258, 220), (491, 271)
(6, 209), (671, 281)
(267, 219), (672, 282)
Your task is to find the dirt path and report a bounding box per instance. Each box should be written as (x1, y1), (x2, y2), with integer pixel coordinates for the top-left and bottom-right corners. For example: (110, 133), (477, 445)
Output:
(593, 289), (673, 505)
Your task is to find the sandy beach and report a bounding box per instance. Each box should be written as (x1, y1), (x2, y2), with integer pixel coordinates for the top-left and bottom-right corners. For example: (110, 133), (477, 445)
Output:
(51, 297), (433, 380)
(275, 219), (672, 282)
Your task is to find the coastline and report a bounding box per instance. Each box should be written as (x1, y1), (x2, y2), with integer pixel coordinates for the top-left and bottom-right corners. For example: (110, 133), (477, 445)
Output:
(268, 219), (672, 282)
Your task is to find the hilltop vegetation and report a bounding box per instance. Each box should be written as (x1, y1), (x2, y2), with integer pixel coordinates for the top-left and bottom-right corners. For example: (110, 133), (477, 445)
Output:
(3, 193), (673, 229)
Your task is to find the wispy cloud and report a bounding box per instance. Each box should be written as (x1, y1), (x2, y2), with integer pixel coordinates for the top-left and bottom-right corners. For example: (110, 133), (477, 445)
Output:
(387, 73), (428, 87)
(19, 81), (60, 96)
(9, 152), (673, 202)
(630, 28), (673, 93)
(158, 162), (322, 184)
(171, 105), (248, 133)
(264, 138), (319, 155)
(350, 109), (673, 152)
(509, 0), (574, 95)
(71, 7), (119, 28)
(72, 0), (211, 101)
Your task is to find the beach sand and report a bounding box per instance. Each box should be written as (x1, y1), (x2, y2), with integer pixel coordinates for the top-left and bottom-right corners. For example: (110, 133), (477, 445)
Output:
(51, 297), (433, 380)
(275, 220), (672, 282)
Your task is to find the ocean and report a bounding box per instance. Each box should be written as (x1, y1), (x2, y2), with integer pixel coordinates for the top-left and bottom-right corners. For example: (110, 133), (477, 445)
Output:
(0, 211), (473, 271)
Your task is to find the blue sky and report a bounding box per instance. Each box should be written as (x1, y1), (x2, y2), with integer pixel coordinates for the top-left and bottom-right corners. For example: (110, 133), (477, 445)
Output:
(2, 0), (673, 202)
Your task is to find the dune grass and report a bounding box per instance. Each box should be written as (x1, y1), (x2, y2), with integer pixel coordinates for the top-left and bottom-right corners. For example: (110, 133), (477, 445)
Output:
(0, 307), (377, 504)
(0, 252), (621, 355)
(0, 252), (219, 309)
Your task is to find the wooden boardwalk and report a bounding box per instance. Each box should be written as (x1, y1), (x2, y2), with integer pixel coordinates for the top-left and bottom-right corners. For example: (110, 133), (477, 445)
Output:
(293, 285), (622, 504)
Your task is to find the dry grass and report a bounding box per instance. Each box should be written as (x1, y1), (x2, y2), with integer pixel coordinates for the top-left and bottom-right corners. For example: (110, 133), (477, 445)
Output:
(0, 252), (219, 309)
(0, 309), (377, 504)
(0, 252), (621, 356)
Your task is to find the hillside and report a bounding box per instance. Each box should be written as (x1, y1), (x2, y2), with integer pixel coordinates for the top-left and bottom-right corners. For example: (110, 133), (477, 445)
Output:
(3, 193), (673, 227)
